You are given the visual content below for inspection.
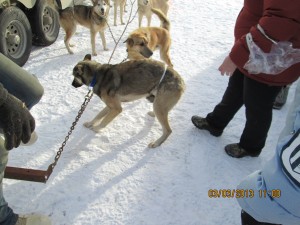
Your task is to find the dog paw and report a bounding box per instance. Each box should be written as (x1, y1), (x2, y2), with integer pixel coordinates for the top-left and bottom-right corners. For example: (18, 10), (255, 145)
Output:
(147, 111), (155, 117)
(83, 122), (93, 128)
(121, 22), (125, 25)
(104, 48), (109, 51)
(92, 52), (97, 56)
(90, 126), (101, 133)
(68, 50), (74, 55)
(148, 141), (160, 148)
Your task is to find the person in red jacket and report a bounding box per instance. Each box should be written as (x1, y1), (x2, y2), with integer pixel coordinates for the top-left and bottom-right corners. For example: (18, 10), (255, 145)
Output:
(191, 0), (300, 158)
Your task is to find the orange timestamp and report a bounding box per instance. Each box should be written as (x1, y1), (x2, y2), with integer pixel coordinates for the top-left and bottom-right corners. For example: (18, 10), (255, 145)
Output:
(208, 189), (281, 198)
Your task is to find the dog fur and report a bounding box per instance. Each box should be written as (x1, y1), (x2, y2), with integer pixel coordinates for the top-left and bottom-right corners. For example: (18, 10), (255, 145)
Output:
(111, 0), (127, 26)
(125, 8), (173, 67)
(71, 54), (185, 148)
(48, 0), (108, 56)
(137, 0), (169, 27)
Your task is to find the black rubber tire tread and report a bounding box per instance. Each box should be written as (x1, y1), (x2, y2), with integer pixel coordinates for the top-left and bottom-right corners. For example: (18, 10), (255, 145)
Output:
(0, 6), (32, 66)
(29, 0), (60, 46)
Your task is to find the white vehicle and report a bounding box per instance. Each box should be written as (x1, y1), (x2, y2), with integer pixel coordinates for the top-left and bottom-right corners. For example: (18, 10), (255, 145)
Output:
(0, 0), (72, 66)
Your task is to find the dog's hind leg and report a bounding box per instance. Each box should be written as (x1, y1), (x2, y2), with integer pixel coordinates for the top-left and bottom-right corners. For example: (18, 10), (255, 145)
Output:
(64, 27), (76, 54)
(84, 107), (110, 128)
(160, 46), (173, 67)
(148, 90), (181, 148)
(99, 30), (108, 51)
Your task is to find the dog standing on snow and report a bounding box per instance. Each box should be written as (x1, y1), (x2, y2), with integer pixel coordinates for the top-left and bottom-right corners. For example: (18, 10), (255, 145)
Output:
(71, 54), (185, 148)
(48, 0), (109, 56)
(137, 0), (169, 27)
(125, 8), (173, 67)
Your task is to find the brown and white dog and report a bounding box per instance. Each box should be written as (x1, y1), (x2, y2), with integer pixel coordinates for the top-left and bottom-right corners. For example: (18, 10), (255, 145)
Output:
(125, 8), (173, 67)
(137, 0), (169, 27)
(48, 0), (109, 56)
(71, 54), (185, 147)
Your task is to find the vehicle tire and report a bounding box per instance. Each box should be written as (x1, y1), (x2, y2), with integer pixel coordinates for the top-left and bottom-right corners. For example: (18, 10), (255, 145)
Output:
(29, 0), (60, 46)
(0, 6), (32, 66)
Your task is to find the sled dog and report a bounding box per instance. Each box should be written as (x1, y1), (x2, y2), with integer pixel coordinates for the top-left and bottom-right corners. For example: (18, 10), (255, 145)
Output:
(137, 0), (169, 27)
(48, 0), (108, 56)
(111, 0), (127, 26)
(71, 54), (185, 147)
(125, 8), (173, 67)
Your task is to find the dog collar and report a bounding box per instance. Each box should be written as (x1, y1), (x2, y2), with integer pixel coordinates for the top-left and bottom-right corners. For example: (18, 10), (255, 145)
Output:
(89, 75), (97, 90)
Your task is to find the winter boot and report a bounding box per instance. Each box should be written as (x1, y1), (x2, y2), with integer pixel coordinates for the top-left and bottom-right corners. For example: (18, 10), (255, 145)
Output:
(273, 85), (290, 110)
(225, 143), (258, 158)
(191, 116), (223, 137)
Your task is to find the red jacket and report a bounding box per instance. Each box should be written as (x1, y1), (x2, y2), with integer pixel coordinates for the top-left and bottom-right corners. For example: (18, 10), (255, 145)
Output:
(229, 0), (300, 86)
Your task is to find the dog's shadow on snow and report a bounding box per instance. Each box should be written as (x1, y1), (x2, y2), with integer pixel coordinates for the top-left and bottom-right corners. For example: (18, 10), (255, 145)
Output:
(3, 96), (159, 222)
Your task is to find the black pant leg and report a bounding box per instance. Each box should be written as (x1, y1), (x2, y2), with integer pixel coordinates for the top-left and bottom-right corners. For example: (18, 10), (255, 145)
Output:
(206, 69), (244, 129)
(241, 210), (281, 225)
(239, 77), (281, 155)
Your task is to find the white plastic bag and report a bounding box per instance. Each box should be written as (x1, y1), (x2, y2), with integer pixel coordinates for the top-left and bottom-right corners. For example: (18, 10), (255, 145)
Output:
(243, 33), (300, 75)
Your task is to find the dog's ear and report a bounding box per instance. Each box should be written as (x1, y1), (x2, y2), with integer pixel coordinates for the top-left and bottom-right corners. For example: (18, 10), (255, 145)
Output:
(124, 38), (134, 47)
(84, 54), (92, 61)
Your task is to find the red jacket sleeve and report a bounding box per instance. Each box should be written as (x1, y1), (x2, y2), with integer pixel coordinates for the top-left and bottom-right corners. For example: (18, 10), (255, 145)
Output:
(230, 0), (300, 70)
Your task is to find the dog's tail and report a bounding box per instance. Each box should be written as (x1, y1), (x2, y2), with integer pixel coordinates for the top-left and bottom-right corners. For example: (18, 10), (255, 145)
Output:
(151, 8), (170, 31)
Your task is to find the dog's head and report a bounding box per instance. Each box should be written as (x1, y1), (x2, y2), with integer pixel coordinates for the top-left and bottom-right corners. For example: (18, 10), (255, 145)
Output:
(72, 54), (100, 88)
(138, 0), (149, 6)
(124, 34), (153, 59)
(92, 0), (108, 17)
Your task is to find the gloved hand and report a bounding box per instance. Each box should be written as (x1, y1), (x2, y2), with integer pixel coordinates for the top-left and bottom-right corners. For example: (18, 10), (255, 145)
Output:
(0, 94), (35, 150)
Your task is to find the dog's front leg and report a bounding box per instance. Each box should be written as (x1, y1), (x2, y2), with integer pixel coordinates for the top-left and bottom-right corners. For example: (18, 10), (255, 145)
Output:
(90, 30), (97, 56)
(99, 30), (108, 51)
(84, 107), (109, 128)
(138, 13), (143, 27)
(113, 2), (118, 26)
(120, 2), (125, 25)
(88, 97), (123, 132)
(146, 14), (152, 27)
(91, 106), (122, 132)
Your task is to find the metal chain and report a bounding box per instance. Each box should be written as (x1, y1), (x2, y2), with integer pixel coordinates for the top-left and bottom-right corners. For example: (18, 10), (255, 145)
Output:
(46, 0), (138, 176)
(48, 90), (93, 172)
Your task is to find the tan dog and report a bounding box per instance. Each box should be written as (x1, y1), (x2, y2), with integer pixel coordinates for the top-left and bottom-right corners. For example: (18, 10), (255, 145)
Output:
(137, 0), (169, 27)
(125, 8), (173, 67)
(111, 0), (127, 26)
(48, 0), (109, 56)
(71, 54), (185, 148)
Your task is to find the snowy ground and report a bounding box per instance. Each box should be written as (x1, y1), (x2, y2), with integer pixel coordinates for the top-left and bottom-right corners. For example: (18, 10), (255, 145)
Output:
(4, 0), (296, 224)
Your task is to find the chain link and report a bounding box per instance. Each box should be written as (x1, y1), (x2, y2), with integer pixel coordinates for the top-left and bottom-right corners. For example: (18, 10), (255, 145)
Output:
(48, 90), (93, 171)
(46, 0), (138, 177)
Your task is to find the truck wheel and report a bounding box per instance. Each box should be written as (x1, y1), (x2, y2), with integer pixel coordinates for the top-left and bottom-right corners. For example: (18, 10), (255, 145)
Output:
(30, 0), (60, 46)
(0, 6), (32, 67)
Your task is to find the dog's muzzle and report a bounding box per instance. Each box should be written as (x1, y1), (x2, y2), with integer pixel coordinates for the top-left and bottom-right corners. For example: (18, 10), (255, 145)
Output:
(72, 78), (83, 88)
(141, 47), (153, 58)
